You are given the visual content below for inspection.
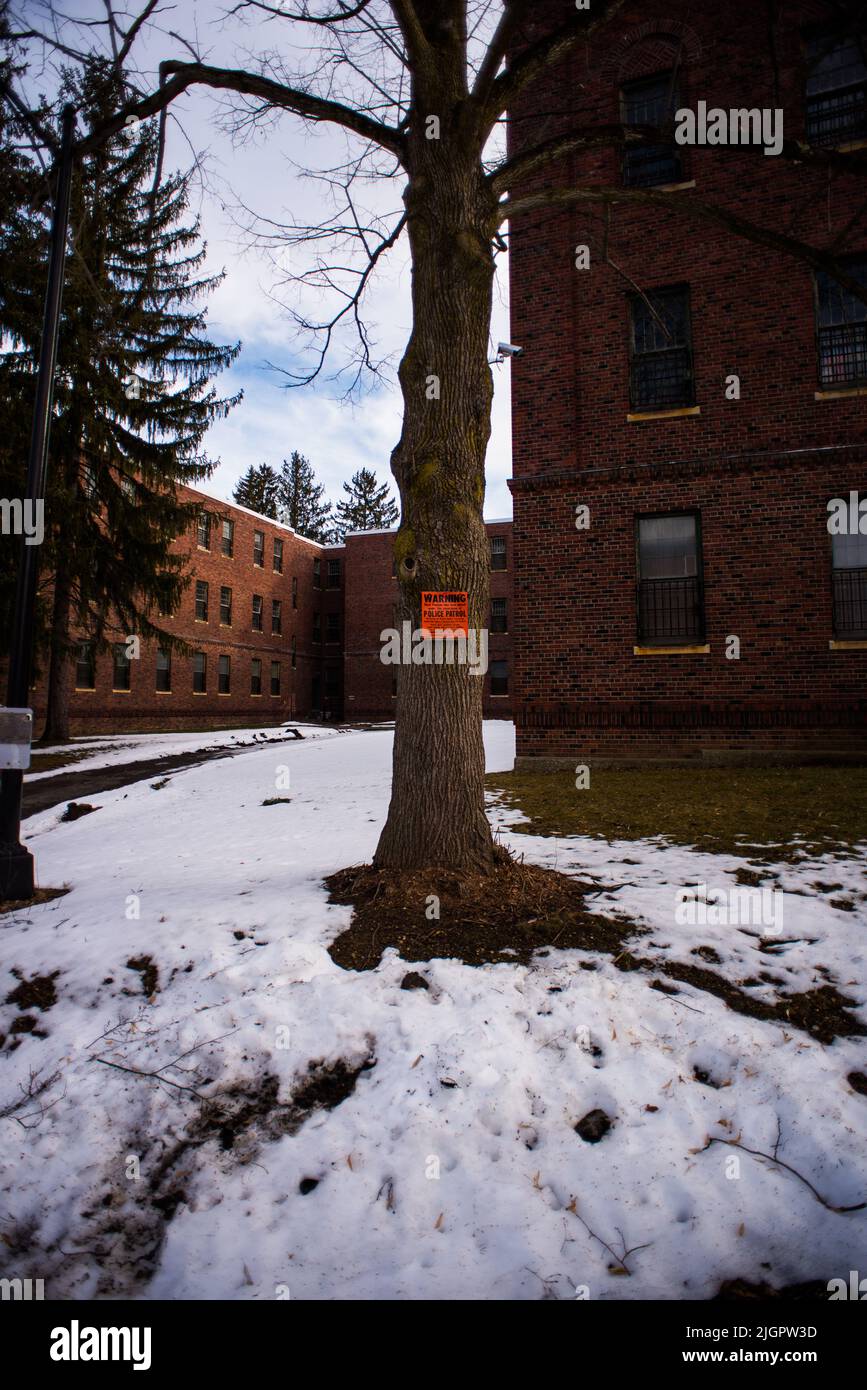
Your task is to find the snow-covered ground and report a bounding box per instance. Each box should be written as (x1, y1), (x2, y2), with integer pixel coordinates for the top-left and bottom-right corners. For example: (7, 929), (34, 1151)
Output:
(1, 723), (865, 1301)
(26, 721), (347, 781)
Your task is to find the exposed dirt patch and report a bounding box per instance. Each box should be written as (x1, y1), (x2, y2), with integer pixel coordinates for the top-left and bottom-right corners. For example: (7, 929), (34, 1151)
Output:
(715, 1278), (831, 1300)
(614, 952), (866, 1043)
(0, 886), (69, 917)
(5, 970), (59, 1011)
(848, 1071), (867, 1095)
(325, 860), (640, 971)
(60, 801), (99, 822)
(125, 956), (159, 998)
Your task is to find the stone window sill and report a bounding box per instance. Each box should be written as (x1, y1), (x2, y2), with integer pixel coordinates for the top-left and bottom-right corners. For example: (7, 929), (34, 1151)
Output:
(627, 406), (701, 422)
(634, 644), (710, 655)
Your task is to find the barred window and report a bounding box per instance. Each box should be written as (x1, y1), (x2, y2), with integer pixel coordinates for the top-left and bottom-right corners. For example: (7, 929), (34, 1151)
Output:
(832, 525), (867, 639)
(815, 257), (867, 388)
(327, 558), (341, 587)
(272, 599), (282, 635)
(252, 594), (263, 631)
(491, 597), (508, 633)
(156, 648), (171, 693)
(490, 535), (507, 571)
(75, 641), (95, 690)
(218, 654), (231, 694)
(251, 658), (262, 695)
(197, 512), (210, 550)
(274, 538), (284, 573)
(112, 642), (131, 691)
(621, 71), (682, 187)
(193, 651), (207, 693)
(629, 286), (695, 410)
(806, 31), (867, 147)
(253, 530), (265, 567)
(326, 611), (340, 643)
(636, 513), (705, 644)
(221, 519), (234, 557)
(195, 580), (209, 622)
(270, 660), (281, 696)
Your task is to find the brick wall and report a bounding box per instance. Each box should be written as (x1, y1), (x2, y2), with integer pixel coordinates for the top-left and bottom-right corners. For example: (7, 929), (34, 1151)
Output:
(507, 0), (867, 762)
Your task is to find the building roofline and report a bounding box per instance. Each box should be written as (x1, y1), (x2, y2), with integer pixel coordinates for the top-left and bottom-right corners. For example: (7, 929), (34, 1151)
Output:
(184, 483), (329, 549)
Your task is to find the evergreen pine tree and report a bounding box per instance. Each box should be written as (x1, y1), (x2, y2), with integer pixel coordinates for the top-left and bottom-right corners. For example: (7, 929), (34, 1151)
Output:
(232, 463), (280, 518)
(0, 59), (241, 741)
(277, 451), (333, 542)
(333, 467), (399, 537)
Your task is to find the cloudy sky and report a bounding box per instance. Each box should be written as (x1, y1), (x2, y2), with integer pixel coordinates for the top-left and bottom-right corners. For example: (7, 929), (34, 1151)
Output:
(25, 0), (515, 520)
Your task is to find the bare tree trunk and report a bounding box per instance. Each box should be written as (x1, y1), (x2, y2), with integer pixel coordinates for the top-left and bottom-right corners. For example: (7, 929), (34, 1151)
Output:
(40, 553), (74, 746)
(374, 123), (499, 872)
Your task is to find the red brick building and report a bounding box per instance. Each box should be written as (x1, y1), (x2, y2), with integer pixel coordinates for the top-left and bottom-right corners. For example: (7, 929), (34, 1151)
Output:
(29, 486), (513, 732)
(507, 0), (867, 765)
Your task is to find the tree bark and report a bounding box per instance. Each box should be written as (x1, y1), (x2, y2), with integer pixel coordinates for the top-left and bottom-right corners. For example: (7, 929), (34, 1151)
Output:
(40, 549), (74, 746)
(374, 107), (499, 872)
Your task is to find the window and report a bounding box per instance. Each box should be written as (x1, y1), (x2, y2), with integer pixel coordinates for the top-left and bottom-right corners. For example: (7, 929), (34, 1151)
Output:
(806, 31), (867, 147)
(327, 558), (341, 587)
(621, 71), (682, 187)
(490, 660), (509, 696)
(218, 654), (231, 694)
(251, 658), (262, 695)
(193, 651), (207, 693)
(832, 525), (867, 639)
(636, 513), (705, 644)
(197, 512), (210, 550)
(221, 518), (234, 557)
(325, 666), (340, 698)
(491, 597), (508, 633)
(629, 286), (695, 410)
(273, 538), (283, 573)
(195, 580), (209, 622)
(270, 660), (281, 696)
(313, 558), (321, 588)
(326, 611), (340, 643)
(156, 648), (172, 692)
(291, 636), (297, 670)
(313, 610), (321, 643)
(120, 475), (137, 503)
(252, 594), (263, 631)
(75, 641), (95, 690)
(292, 576), (298, 609)
(112, 643), (131, 691)
(815, 257), (867, 388)
(81, 463), (97, 499)
(272, 599), (282, 636)
(253, 530), (265, 567)
(491, 536), (507, 571)
(219, 586), (232, 626)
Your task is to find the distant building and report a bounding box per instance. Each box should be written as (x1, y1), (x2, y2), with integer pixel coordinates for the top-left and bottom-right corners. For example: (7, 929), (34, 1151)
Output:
(27, 484), (513, 731)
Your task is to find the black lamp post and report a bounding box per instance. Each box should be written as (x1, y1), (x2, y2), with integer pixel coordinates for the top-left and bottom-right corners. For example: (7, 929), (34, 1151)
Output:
(0, 103), (76, 903)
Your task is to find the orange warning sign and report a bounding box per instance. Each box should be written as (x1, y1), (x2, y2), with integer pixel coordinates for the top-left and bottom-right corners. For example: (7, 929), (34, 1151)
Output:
(421, 591), (469, 636)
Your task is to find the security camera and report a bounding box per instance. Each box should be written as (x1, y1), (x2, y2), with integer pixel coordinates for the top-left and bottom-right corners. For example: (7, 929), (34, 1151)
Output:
(497, 342), (523, 357)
